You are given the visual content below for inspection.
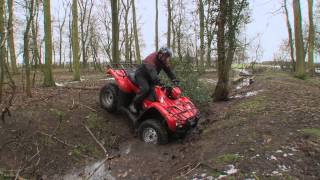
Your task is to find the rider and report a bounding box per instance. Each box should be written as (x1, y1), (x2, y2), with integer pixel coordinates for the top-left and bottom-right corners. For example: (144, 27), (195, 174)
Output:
(129, 47), (178, 113)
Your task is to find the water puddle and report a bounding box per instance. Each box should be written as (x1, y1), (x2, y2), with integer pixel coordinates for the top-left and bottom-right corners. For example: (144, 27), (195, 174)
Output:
(231, 90), (264, 99)
(236, 78), (252, 90)
(199, 78), (217, 84)
(55, 160), (115, 180)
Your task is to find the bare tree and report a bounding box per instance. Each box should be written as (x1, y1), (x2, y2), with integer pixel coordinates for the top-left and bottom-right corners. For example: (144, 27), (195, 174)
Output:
(199, 0), (205, 70)
(293, 0), (305, 78)
(283, 0), (295, 71)
(7, 0), (18, 73)
(131, 0), (141, 63)
(58, 2), (69, 66)
(31, 0), (41, 82)
(0, 0), (5, 102)
(79, 0), (93, 68)
(72, 0), (80, 80)
(307, 0), (315, 75)
(205, 0), (218, 67)
(155, 0), (159, 51)
(167, 0), (171, 48)
(121, 0), (131, 63)
(111, 0), (120, 64)
(213, 0), (248, 101)
(43, 0), (55, 86)
(24, 0), (35, 97)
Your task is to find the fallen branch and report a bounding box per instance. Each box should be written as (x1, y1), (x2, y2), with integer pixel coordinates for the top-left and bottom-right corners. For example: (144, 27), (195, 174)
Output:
(83, 124), (107, 156)
(58, 86), (99, 91)
(79, 103), (97, 112)
(15, 144), (41, 180)
(183, 162), (201, 176)
(38, 132), (76, 148)
(85, 154), (120, 180)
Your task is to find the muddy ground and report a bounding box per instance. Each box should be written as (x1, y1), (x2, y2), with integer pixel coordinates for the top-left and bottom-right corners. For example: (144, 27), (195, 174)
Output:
(0, 70), (320, 179)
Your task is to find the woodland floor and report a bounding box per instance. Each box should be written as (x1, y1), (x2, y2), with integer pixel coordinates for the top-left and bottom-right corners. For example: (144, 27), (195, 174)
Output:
(0, 70), (320, 179)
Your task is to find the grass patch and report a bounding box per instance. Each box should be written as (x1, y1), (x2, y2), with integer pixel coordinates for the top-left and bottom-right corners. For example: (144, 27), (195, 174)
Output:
(302, 128), (320, 138)
(215, 153), (241, 164)
(208, 170), (223, 178)
(86, 113), (100, 129)
(236, 96), (266, 113)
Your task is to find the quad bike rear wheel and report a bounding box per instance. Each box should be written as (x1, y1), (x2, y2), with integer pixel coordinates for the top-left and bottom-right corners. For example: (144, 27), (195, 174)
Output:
(100, 83), (118, 113)
(138, 119), (168, 145)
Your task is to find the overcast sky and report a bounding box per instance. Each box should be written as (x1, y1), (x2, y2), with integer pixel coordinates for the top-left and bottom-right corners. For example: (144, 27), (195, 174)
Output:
(135, 0), (311, 61)
(49, 0), (315, 62)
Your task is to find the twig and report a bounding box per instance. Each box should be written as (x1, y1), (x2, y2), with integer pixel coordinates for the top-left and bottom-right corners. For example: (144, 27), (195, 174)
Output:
(14, 144), (41, 180)
(58, 86), (100, 90)
(83, 124), (107, 156)
(14, 168), (21, 180)
(183, 162), (201, 176)
(85, 154), (120, 180)
(79, 103), (97, 112)
(38, 132), (76, 148)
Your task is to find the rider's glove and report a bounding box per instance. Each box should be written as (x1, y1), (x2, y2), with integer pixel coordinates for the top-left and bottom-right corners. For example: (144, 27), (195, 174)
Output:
(154, 78), (162, 85)
(172, 79), (180, 86)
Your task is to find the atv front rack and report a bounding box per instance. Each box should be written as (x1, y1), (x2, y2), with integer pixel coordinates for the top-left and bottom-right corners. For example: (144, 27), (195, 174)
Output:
(166, 102), (199, 122)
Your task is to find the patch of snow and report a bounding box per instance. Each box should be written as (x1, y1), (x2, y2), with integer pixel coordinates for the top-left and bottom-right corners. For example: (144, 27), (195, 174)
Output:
(217, 165), (238, 179)
(55, 82), (65, 87)
(288, 147), (299, 152)
(201, 173), (207, 178)
(60, 160), (115, 180)
(276, 150), (283, 153)
(268, 155), (277, 161)
(250, 154), (260, 159)
(232, 90), (264, 99)
(283, 153), (288, 157)
(271, 171), (282, 176)
(278, 165), (289, 172)
(207, 176), (214, 180)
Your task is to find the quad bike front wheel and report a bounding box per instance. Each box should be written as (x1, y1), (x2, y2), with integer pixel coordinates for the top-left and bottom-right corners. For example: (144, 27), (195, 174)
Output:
(138, 119), (168, 145)
(100, 83), (119, 113)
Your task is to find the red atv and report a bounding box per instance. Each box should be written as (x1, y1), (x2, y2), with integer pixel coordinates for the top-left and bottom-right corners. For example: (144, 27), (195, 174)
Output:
(99, 68), (200, 144)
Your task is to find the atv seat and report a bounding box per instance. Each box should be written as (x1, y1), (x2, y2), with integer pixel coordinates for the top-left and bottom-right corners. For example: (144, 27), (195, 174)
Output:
(126, 70), (138, 86)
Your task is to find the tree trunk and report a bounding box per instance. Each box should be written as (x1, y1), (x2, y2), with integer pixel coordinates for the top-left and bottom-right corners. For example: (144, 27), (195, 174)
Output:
(59, 7), (67, 66)
(155, 0), (159, 51)
(31, 1), (40, 71)
(307, 0), (315, 76)
(213, 0), (228, 101)
(7, 0), (18, 73)
(0, 0), (5, 102)
(43, 0), (55, 86)
(206, 35), (213, 67)
(132, 0), (141, 63)
(167, 0), (171, 49)
(293, 0), (306, 78)
(171, 18), (176, 54)
(122, 0), (130, 63)
(284, 0), (295, 71)
(24, 0), (34, 97)
(72, 0), (80, 80)
(177, 14), (182, 61)
(111, 0), (120, 64)
(214, 0), (246, 101)
(199, 0), (205, 71)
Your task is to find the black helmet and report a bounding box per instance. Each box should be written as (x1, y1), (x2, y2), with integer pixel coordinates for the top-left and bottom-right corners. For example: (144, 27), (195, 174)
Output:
(158, 47), (173, 57)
